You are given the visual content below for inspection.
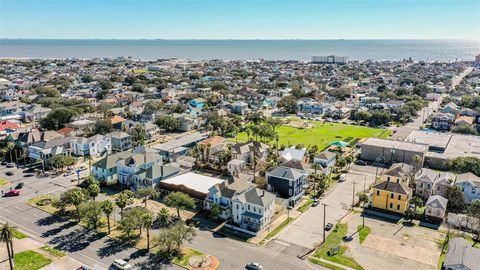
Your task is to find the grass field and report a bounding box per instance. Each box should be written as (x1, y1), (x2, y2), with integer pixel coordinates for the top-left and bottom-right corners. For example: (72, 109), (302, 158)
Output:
(13, 250), (52, 270)
(357, 225), (371, 244)
(40, 245), (66, 257)
(172, 247), (205, 268)
(235, 121), (390, 150)
(0, 178), (9, 187)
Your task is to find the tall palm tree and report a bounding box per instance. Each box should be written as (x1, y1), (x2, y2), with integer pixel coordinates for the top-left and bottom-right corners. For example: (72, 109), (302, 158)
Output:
(86, 156), (93, 177)
(0, 222), (15, 270)
(157, 207), (170, 227)
(101, 200), (115, 234)
(142, 212), (154, 251)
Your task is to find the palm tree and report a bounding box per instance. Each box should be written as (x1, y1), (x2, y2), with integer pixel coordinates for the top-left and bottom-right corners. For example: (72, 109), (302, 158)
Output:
(311, 163), (322, 196)
(86, 156), (93, 177)
(357, 192), (369, 227)
(0, 222), (15, 270)
(142, 212), (154, 251)
(101, 200), (115, 234)
(157, 207), (170, 227)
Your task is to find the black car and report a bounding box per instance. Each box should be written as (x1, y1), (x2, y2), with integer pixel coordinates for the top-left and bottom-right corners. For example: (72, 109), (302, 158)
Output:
(5, 171), (14, 176)
(325, 223), (334, 231)
(15, 182), (24, 189)
(354, 160), (367, 166)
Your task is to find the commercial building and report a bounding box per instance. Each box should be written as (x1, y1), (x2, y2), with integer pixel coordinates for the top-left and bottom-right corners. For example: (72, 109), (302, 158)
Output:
(360, 137), (428, 166)
(311, 55), (348, 64)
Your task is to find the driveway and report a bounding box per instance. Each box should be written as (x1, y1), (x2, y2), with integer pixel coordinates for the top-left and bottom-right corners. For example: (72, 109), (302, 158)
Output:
(275, 172), (376, 249)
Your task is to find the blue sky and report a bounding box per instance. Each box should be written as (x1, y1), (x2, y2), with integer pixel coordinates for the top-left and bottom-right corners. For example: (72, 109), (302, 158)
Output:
(0, 0), (479, 39)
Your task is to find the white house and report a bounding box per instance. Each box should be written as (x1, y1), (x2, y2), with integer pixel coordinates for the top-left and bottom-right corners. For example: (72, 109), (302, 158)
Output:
(313, 150), (336, 173)
(72, 134), (111, 157)
(116, 153), (163, 187)
(455, 172), (480, 204)
(231, 187), (276, 234)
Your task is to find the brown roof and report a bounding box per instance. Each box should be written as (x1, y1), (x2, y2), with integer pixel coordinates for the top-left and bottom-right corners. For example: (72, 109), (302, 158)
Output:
(110, 115), (126, 124)
(199, 136), (226, 147)
(373, 181), (411, 195)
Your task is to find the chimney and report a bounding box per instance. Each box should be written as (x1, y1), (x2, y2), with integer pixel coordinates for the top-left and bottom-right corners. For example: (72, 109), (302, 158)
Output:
(161, 165), (164, 178)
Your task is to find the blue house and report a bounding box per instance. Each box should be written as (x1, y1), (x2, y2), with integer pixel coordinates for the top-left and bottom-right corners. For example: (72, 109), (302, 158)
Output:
(266, 166), (306, 207)
(189, 98), (206, 109)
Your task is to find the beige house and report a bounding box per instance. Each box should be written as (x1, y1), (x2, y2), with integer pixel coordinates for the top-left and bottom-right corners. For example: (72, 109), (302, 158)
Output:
(425, 195), (448, 222)
(381, 163), (413, 186)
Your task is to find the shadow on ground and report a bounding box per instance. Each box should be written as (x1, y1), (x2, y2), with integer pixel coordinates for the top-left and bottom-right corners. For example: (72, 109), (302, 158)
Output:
(48, 228), (106, 252)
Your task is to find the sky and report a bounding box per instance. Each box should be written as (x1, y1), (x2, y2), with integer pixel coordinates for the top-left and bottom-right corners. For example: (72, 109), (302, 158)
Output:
(0, 0), (479, 40)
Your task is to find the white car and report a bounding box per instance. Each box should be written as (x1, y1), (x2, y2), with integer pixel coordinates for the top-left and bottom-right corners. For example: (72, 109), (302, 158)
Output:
(339, 174), (347, 182)
(246, 262), (263, 270)
(112, 259), (132, 270)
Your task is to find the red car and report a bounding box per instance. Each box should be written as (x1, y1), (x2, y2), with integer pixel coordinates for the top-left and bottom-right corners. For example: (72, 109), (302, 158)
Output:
(4, 189), (20, 197)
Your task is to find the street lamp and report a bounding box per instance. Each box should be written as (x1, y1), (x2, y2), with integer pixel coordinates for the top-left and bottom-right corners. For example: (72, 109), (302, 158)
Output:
(321, 203), (328, 244)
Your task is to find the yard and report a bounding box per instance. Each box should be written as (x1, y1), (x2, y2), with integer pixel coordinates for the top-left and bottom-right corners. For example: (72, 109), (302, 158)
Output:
(235, 121), (390, 150)
(13, 250), (52, 270)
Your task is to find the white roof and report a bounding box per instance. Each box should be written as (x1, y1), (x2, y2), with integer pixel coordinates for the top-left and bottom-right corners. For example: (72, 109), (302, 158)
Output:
(162, 172), (224, 193)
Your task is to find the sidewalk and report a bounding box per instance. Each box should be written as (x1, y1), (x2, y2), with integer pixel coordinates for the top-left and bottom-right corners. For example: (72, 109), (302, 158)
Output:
(249, 206), (302, 245)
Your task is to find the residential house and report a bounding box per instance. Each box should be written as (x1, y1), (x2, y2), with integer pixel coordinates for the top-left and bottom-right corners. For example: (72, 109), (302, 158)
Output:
(231, 141), (269, 164)
(131, 164), (180, 189)
(381, 163), (413, 186)
(227, 159), (246, 176)
(231, 101), (249, 115)
(455, 172), (480, 204)
(415, 169), (455, 199)
(28, 136), (78, 168)
(313, 150), (336, 174)
(204, 179), (253, 220)
(432, 113), (455, 130)
(72, 134), (111, 157)
(443, 237), (480, 270)
(266, 166), (306, 207)
(442, 102), (460, 115)
(92, 151), (131, 182)
(15, 129), (63, 148)
(371, 180), (411, 214)
(153, 132), (207, 162)
(110, 115), (127, 130)
(279, 147), (308, 163)
(22, 105), (52, 123)
(459, 108), (476, 117)
(108, 131), (133, 152)
(454, 116), (474, 126)
(116, 153), (163, 187)
(189, 98), (205, 109)
(425, 195), (448, 222)
(231, 187), (276, 233)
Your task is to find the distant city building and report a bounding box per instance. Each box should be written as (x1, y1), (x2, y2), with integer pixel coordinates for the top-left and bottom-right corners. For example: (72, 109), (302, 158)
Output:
(311, 55), (348, 64)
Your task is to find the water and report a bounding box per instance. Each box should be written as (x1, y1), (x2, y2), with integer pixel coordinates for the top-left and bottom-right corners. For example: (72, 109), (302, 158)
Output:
(0, 39), (478, 61)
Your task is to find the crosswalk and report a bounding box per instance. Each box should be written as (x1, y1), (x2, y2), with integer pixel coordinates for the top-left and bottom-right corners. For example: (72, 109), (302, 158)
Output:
(349, 170), (377, 178)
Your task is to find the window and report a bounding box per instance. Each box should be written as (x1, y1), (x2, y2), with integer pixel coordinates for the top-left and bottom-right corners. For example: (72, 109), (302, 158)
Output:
(289, 181), (293, 187)
(389, 203), (393, 208)
(397, 204), (400, 210)
(387, 176), (390, 181)
(390, 193), (394, 199)
(247, 205), (250, 210)
(289, 189), (292, 196)
(398, 195), (401, 200)
(376, 190), (380, 196)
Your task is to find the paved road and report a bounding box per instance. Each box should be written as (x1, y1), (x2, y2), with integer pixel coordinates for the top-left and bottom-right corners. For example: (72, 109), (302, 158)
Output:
(0, 164), (322, 270)
(275, 168), (377, 249)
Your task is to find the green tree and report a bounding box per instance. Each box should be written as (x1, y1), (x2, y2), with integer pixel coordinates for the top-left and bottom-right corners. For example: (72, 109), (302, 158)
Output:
(210, 204), (221, 220)
(164, 192), (196, 219)
(277, 96), (297, 114)
(446, 157), (480, 176)
(142, 212), (154, 251)
(58, 188), (88, 220)
(101, 200), (115, 234)
(357, 192), (370, 227)
(41, 108), (77, 130)
(153, 221), (196, 256)
(86, 180), (101, 200)
(157, 207), (171, 227)
(0, 222), (15, 270)
(79, 200), (104, 230)
(155, 116), (180, 132)
(118, 207), (149, 238)
(93, 119), (113, 135)
(131, 83), (146, 93)
(81, 74), (94, 83)
(451, 124), (478, 135)
(135, 187), (159, 208)
(446, 186), (466, 213)
(98, 80), (114, 90)
(115, 190), (134, 218)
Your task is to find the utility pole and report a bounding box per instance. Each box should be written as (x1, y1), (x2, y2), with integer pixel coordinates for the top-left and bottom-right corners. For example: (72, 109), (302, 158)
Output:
(364, 175), (367, 191)
(322, 203), (328, 244)
(352, 182), (356, 209)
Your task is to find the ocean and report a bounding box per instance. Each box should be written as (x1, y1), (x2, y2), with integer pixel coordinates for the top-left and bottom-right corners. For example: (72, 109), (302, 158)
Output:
(0, 39), (478, 61)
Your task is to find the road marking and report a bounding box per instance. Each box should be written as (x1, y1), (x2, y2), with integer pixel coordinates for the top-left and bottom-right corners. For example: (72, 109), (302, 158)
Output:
(274, 240), (291, 246)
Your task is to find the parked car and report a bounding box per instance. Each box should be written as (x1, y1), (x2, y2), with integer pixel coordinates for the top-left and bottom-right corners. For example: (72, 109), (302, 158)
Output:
(74, 266), (91, 270)
(15, 182), (24, 189)
(5, 171), (14, 176)
(6, 163), (15, 168)
(63, 171), (74, 177)
(245, 262), (263, 270)
(339, 174), (346, 182)
(354, 160), (366, 166)
(1, 160), (7, 165)
(112, 259), (132, 270)
(325, 223), (334, 231)
(312, 199), (320, 207)
(78, 166), (88, 171)
(4, 189), (20, 197)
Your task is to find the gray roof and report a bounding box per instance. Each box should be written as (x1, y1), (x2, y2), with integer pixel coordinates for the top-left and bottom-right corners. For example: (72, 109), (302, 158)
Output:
(281, 147), (306, 161)
(362, 137), (428, 152)
(444, 237), (480, 270)
(383, 163), (413, 179)
(211, 179), (252, 199)
(426, 195), (448, 210)
(235, 187), (275, 207)
(92, 151), (131, 169)
(32, 136), (78, 149)
(456, 172), (480, 187)
(315, 150), (336, 160)
(268, 166), (304, 180)
(135, 165), (179, 180)
(416, 168), (438, 184)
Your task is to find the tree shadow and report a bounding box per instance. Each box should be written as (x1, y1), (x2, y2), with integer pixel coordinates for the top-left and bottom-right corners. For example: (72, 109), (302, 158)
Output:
(97, 235), (139, 258)
(36, 214), (66, 226)
(48, 228), (105, 253)
(41, 221), (77, 238)
(135, 251), (177, 270)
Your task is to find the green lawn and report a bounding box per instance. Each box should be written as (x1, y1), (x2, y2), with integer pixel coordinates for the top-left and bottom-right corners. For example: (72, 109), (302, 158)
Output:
(13, 250), (52, 270)
(312, 223), (364, 270)
(172, 247), (205, 268)
(235, 121), (390, 150)
(0, 178), (9, 187)
(298, 199), (314, 213)
(40, 245), (66, 257)
(265, 217), (294, 240)
(357, 225), (371, 244)
(12, 228), (28, 239)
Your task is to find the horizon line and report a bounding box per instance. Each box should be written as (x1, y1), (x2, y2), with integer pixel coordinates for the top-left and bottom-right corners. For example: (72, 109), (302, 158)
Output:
(1, 38), (479, 41)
